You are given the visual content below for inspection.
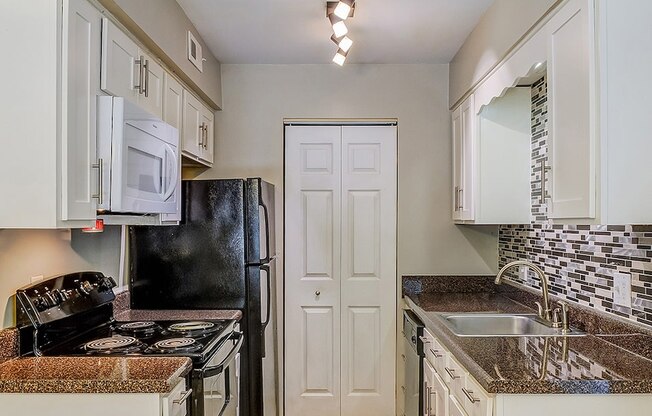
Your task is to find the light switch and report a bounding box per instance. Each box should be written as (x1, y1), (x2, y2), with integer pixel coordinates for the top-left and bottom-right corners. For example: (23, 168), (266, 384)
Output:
(613, 272), (632, 308)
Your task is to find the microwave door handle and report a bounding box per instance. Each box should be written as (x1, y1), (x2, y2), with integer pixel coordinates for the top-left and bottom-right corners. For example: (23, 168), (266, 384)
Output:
(200, 332), (243, 378)
(162, 144), (178, 201)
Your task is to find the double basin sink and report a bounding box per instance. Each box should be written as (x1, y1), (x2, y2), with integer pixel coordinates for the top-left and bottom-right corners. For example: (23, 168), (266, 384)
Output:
(438, 313), (586, 337)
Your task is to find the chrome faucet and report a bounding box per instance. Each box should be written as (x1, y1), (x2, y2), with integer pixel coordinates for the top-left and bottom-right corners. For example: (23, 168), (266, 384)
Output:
(495, 260), (553, 323)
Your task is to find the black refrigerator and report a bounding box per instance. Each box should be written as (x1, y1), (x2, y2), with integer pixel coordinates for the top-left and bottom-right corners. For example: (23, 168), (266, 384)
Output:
(129, 178), (277, 416)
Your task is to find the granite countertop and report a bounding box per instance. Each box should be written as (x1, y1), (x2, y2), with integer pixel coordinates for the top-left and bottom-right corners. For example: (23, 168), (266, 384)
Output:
(114, 309), (242, 322)
(0, 356), (191, 394)
(404, 276), (652, 394)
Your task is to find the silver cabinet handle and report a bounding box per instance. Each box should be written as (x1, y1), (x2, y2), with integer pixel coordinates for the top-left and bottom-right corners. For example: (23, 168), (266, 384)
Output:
(173, 389), (193, 405)
(540, 159), (551, 204)
(198, 123), (205, 148)
(401, 354), (406, 361)
(425, 384), (431, 416)
(454, 186), (459, 212)
(418, 336), (431, 345)
(458, 188), (463, 210)
(143, 59), (149, 98)
(429, 348), (442, 359)
(135, 55), (145, 94)
(91, 158), (103, 205)
(203, 124), (208, 149)
(462, 387), (480, 404)
(444, 367), (459, 380)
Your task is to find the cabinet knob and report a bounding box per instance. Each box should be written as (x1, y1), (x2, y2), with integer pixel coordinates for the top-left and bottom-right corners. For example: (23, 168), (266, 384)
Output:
(315, 290), (321, 297)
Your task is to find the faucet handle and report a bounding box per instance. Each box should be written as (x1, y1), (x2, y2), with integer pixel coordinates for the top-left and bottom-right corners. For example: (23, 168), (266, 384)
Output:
(551, 308), (562, 328)
(557, 301), (570, 332)
(534, 301), (544, 318)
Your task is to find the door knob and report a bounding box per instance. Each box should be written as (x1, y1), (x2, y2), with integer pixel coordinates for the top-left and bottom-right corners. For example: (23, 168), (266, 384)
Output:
(315, 291), (321, 296)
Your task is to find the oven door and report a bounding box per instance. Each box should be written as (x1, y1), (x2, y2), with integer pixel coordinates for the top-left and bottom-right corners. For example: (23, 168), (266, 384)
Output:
(193, 331), (243, 416)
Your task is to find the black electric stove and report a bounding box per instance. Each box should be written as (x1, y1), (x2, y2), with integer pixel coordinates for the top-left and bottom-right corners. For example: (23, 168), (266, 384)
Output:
(16, 272), (243, 416)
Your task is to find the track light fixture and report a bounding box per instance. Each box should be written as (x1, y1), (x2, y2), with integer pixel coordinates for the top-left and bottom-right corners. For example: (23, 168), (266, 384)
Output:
(332, 48), (348, 66)
(327, 1), (355, 66)
(329, 13), (348, 38)
(331, 34), (353, 53)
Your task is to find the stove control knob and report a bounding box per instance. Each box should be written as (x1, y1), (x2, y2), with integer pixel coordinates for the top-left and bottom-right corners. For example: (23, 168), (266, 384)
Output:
(43, 290), (59, 307)
(51, 289), (65, 304)
(99, 276), (117, 292)
(79, 280), (93, 295)
(33, 296), (49, 312)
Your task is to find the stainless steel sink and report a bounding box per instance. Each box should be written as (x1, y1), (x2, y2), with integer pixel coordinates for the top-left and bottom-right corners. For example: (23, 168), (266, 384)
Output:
(439, 313), (586, 337)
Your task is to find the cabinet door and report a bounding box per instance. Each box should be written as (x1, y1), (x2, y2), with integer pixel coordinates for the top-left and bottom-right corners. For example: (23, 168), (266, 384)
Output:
(449, 395), (469, 416)
(432, 371), (449, 416)
(423, 360), (436, 416)
(451, 95), (475, 222)
(451, 106), (463, 221)
(100, 18), (139, 100)
(61, 0), (102, 221)
(182, 90), (202, 159)
(137, 49), (164, 118)
(163, 73), (183, 130)
(459, 95), (475, 221)
(199, 104), (214, 164)
(547, 0), (595, 219)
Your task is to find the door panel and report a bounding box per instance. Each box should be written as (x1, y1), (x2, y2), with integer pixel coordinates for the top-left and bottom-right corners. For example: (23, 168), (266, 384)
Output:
(341, 126), (397, 416)
(182, 91), (202, 158)
(285, 126), (342, 416)
(62, 0), (101, 221)
(137, 50), (164, 118)
(285, 125), (396, 416)
(100, 18), (138, 100)
(163, 73), (183, 130)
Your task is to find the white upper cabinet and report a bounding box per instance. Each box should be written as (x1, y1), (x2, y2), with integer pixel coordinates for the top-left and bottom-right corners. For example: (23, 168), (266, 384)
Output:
(163, 73), (183, 130)
(182, 90), (214, 167)
(0, 0), (102, 228)
(137, 49), (164, 118)
(546, 0), (595, 220)
(100, 19), (164, 118)
(100, 18), (139, 100)
(451, 94), (475, 222)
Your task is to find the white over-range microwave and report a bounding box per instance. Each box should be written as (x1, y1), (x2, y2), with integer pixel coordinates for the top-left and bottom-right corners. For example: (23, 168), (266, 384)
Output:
(97, 96), (181, 219)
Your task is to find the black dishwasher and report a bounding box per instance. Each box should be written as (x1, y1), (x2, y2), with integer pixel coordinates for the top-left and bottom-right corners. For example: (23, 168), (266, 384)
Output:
(402, 310), (424, 416)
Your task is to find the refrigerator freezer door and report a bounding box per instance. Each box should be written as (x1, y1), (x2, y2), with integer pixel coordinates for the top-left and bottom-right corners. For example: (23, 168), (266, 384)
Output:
(129, 179), (247, 309)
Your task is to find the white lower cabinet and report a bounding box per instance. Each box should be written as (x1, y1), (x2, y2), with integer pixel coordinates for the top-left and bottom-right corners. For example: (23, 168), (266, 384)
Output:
(422, 327), (494, 416)
(0, 379), (189, 416)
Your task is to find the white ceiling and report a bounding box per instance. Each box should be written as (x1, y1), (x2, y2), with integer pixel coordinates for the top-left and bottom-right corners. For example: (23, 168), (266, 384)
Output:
(176, 0), (494, 64)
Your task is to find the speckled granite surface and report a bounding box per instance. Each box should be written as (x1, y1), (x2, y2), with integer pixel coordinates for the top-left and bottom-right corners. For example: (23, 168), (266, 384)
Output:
(0, 328), (18, 363)
(115, 309), (242, 322)
(112, 289), (242, 322)
(0, 357), (191, 393)
(404, 275), (652, 394)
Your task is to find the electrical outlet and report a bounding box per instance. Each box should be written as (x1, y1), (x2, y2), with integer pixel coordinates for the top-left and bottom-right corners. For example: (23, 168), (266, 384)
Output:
(30, 275), (44, 283)
(613, 272), (632, 308)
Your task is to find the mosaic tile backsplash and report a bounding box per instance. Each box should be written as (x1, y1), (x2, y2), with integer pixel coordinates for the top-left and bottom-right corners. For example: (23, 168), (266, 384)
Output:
(498, 76), (652, 329)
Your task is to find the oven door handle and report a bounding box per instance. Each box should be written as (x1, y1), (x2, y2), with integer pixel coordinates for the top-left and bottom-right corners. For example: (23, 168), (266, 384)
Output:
(197, 332), (243, 379)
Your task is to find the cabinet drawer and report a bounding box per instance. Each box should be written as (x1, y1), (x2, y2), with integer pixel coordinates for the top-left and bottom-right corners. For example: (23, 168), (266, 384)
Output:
(429, 337), (449, 376)
(449, 394), (470, 416)
(461, 373), (493, 416)
(443, 354), (467, 401)
(162, 379), (190, 416)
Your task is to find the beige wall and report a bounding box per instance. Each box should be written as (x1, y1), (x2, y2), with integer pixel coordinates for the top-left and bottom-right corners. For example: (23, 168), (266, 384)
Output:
(449, 0), (558, 107)
(0, 227), (124, 327)
(97, 0), (222, 109)
(187, 64), (498, 280)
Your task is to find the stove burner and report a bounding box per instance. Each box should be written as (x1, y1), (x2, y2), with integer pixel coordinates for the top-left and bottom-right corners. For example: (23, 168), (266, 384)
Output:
(154, 338), (197, 349)
(84, 336), (138, 351)
(118, 321), (156, 330)
(168, 321), (215, 332)
(149, 337), (203, 354)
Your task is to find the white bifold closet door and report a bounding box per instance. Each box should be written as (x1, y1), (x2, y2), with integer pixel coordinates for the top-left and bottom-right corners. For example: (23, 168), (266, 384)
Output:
(285, 125), (397, 416)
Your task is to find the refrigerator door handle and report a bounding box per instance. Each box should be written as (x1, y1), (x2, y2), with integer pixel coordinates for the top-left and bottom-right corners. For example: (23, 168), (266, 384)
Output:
(259, 198), (271, 264)
(260, 264), (271, 358)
